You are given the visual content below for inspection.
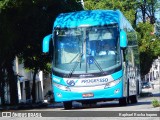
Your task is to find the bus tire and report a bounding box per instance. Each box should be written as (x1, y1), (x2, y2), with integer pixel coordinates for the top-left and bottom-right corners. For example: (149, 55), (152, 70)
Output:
(63, 101), (72, 110)
(119, 97), (128, 106)
(130, 95), (138, 104)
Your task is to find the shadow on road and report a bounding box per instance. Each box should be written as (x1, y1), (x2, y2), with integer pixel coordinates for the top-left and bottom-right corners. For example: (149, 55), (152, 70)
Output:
(131, 101), (151, 106)
(153, 92), (160, 97)
(47, 94), (159, 110)
(2, 92), (159, 111)
(62, 100), (152, 110)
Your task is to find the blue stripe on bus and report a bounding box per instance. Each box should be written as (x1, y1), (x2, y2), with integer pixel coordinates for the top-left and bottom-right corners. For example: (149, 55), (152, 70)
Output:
(111, 70), (123, 80)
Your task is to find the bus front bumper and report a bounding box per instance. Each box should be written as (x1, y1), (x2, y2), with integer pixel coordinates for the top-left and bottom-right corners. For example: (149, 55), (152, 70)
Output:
(53, 80), (123, 102)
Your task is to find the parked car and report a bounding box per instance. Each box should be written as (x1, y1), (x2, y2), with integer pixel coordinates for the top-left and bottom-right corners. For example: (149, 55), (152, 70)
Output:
(141, 82), (154, 95)
(141, 82), (152, 89)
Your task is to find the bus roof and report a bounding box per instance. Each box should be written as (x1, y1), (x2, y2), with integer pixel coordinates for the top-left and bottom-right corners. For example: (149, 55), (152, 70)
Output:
(53, 10), (133, 30)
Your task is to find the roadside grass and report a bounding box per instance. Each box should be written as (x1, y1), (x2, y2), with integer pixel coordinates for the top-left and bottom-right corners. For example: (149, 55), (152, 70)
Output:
(152, 98), (160, 107)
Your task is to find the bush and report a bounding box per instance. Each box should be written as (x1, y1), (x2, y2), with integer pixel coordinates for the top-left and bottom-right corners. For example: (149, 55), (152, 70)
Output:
(152, 99), (160, 107)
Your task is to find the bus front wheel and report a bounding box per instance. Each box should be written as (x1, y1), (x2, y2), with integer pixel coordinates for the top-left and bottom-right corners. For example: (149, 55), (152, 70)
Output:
(130, 95), (138, 104)
(119, 97), (128, 106)
(63, 101), (72, 110)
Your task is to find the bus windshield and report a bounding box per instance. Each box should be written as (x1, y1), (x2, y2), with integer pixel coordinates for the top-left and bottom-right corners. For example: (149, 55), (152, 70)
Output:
(53, 25), (121, 75)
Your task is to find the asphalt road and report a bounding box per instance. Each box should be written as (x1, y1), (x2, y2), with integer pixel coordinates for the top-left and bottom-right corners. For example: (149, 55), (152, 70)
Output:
(28, 79), (160, 112)
(1, 80), (160, 120)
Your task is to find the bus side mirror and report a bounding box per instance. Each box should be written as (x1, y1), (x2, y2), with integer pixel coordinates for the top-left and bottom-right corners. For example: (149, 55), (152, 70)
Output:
(120, 30), (127, 48)
(42, 34), (52, 53)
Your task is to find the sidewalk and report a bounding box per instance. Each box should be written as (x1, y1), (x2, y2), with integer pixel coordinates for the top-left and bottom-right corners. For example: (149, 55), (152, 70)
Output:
(153, 78), (160, 89)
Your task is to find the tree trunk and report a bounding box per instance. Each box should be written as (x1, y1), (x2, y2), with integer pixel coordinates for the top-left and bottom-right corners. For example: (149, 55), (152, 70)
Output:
(7, 61), (18, 105)
(141, 6), (146, 23)
(141, 0), (146, 23)
(134, 11), (137, 28)
(0, 68), (5, 105)
(150, 0), (155, 24)
(31, 68), (38, 104)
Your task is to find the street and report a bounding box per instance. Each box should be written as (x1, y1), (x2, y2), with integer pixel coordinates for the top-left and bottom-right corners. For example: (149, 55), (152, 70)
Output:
(1, 80), (159, 120)
(26, 79), (160, 112)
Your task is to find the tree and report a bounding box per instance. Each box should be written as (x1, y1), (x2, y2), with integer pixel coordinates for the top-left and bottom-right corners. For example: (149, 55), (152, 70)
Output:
(20, 0), (82, 103)
(0, 0), (83, 104)
(0, 1), (21, 105)
(13, 0), (83, 103)
(136, 0), (160, 75)
(136, 22), (160, 76)
(137, 0), (160, 24)
(136, 0), (160, 76)
(84, 0), (138, 26)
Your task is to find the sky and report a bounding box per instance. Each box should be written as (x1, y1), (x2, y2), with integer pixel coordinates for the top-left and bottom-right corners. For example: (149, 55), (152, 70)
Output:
(156, 0), (160, 21)
(155, 9), (160, 21)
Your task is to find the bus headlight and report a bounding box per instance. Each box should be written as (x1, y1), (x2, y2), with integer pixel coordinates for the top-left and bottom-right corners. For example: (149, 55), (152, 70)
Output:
(54, 83), (70, 91)
(104, 78), (121, 89)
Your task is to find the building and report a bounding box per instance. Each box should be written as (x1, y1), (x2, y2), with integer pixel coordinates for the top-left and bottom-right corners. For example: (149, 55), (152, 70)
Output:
(144, 57), (160, 82)
(12, 57), (52, 104)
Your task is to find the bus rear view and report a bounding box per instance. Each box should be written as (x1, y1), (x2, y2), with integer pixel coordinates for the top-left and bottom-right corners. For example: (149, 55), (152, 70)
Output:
(42, 10), (141, 109)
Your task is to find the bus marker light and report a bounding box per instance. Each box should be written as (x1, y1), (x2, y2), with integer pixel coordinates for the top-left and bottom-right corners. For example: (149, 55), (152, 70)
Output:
(114, 89), (120, 94)
(57, 93), (62, 97)
(54, 83), (70, 91)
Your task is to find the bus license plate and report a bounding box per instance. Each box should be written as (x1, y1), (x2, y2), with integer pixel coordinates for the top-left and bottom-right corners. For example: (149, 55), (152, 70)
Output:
(82, 93), (94, 98)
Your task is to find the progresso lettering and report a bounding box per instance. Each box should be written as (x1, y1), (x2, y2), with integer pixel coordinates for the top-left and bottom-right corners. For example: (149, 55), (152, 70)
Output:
(81, 78), (108, 83)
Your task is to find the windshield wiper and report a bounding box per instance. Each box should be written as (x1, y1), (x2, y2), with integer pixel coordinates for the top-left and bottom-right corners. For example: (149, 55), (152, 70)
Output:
(88, 55), (104, 72)
(67, 53), (83, 78)
(69, 53), (80, 63)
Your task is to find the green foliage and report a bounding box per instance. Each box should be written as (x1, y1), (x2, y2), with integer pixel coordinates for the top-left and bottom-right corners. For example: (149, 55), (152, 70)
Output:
(0, 0), (83, 104)
(0, 0), (9, 8)
(84, 0), (137, 25)
(136, 22), (160, 75)
(16, 0), (83, 73)
(0, 0), (83, 73)
(137, 0), (158, 24)
(152, 98), (160, 107)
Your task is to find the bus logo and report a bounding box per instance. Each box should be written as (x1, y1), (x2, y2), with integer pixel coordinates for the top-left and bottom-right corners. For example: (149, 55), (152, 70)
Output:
(66, 80), (76, 86)
(81, 78), (108, 84)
